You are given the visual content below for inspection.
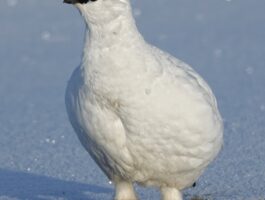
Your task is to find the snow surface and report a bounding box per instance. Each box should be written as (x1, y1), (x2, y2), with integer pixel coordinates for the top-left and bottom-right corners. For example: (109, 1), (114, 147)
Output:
(0, 0), (265, 199)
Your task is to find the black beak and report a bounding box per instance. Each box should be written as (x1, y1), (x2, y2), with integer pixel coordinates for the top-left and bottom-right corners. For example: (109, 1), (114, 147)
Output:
(63, 0), (93, 4)
(63, 0), (74, 4)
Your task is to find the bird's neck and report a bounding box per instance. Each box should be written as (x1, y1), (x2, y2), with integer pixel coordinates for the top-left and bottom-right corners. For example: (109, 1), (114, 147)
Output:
(82, 13), (145, 65)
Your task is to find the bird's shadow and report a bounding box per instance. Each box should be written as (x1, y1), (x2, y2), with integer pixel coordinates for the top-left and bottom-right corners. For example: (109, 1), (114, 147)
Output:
(0, 168), (112, 200)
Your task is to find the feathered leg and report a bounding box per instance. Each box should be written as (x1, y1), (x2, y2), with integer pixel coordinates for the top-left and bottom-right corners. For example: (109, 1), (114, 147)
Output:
(114, 181), (138, 200)
(161, 187), (182, 200)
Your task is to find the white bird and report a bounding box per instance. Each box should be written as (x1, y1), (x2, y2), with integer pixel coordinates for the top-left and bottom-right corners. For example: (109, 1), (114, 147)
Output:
(64, 0), (223, 200)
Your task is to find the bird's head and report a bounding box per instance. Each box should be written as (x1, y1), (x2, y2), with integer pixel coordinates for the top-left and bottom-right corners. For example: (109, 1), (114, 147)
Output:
(64, 0), (130, 25)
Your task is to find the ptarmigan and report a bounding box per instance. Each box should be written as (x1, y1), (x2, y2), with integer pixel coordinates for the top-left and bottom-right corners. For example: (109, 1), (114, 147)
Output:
(64, 0), (223, 200)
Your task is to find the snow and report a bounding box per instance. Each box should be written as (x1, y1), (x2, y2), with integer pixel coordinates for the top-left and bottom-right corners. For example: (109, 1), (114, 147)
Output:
(0, 0), (264, 199)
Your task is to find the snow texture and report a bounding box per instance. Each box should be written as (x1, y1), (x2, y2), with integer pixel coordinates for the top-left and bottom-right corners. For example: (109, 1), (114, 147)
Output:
(0, 0), (264, 199)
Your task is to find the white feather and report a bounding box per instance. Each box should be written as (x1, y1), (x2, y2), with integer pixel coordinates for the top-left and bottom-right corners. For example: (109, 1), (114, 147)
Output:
(65, 0), (223, 199)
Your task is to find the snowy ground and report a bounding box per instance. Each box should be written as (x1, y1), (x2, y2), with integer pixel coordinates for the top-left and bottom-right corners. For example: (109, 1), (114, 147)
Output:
(0, 0), (265, 199)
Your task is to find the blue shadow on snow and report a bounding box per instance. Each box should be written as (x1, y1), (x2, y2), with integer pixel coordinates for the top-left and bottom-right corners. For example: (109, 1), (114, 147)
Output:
(0, 168), (112, 200)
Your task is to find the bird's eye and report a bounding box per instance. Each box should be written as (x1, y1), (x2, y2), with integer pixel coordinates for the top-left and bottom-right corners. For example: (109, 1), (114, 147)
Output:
(79, 0), (97, 3)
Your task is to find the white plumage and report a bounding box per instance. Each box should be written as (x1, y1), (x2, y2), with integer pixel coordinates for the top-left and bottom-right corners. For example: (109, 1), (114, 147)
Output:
(64, 0), (223, 199)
